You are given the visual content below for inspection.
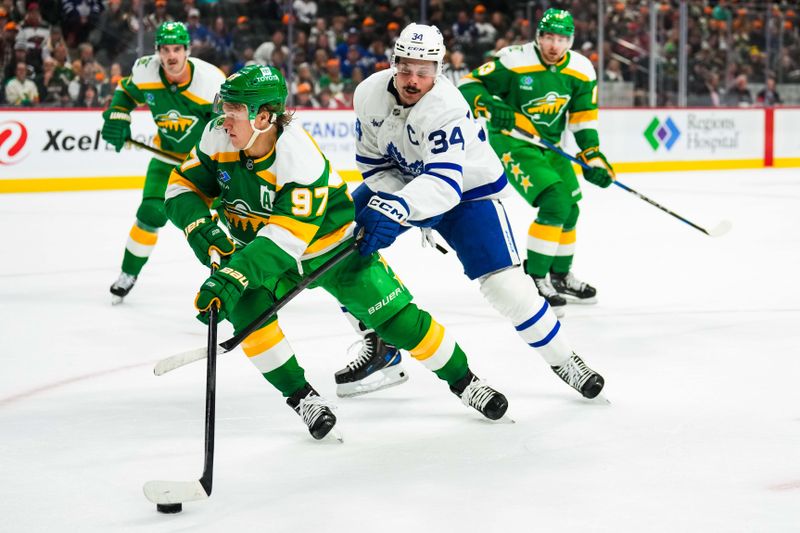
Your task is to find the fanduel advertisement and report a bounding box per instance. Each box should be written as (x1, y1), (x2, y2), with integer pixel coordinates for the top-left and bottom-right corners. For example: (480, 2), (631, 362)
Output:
(0, 109), (358, 183)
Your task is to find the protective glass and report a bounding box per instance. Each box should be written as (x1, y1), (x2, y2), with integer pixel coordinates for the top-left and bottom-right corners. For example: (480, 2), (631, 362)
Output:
(213, 94), (249, 120)
(395, 62), (437, 78)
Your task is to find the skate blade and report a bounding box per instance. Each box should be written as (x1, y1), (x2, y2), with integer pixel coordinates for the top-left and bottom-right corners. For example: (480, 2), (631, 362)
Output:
(551, 306), (566, 318)
(588, 393), (611, 405)
(492, 414), (516, 424)
(563, 295), (598, 305)
(111, 295), (124, 305)
(336, 366), (409, 398)
(323, 428), (344, 443)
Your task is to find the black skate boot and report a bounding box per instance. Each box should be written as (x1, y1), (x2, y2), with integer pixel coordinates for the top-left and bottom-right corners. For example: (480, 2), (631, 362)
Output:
(286, 384), (338, 440)
(110, 272), (137, 305)
(450, 371), (509, 421)
(524, 261), (566, 317)
(551, 353), (605, 399)
(550, 271), (598, 304)
(334, 332), (408, 398)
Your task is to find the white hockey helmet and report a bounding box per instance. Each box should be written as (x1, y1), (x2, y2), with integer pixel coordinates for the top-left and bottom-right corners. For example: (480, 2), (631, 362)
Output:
(392, 23), (446, 77)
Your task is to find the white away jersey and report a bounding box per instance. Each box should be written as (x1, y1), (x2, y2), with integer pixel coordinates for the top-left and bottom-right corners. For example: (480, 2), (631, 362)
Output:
(353, 69), (508, 222)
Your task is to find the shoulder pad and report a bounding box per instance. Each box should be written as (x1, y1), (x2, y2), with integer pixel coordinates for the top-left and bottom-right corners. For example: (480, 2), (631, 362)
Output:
(564, 51), (597, 82)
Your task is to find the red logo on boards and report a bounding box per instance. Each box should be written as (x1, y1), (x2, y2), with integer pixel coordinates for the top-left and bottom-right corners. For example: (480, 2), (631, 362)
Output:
(0, 120), (28, 165)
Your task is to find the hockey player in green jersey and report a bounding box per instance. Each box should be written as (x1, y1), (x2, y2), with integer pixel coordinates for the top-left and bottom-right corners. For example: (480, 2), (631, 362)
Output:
(103, 21), (225, 304)
(164, 65), (509, 440)
(459, 8), (615, 314)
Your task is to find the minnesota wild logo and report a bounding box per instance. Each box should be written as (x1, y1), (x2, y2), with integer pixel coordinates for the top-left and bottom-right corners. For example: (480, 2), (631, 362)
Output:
(154, 109), (199, 143)
(522, 91), (571, 127)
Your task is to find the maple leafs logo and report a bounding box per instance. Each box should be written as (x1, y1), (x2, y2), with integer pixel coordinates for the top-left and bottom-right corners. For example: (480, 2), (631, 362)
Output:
(385, 142), (423, 176)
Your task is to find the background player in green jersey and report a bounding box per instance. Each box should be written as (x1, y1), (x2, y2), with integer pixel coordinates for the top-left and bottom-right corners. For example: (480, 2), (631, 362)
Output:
(103, 22), (225, 304)
(164, 65), (509, 440)
(459, 8), (615, 315)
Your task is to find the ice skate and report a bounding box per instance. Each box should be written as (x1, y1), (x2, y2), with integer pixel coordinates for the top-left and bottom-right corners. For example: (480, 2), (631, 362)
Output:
(450, 371), (510, 421)
(551, 353), (605, 399)
(335, 332), (408, 398)
(110, 272), (137, 305)
(286, 384), (341, 442)
(530, 276), (566, 317)
(550, 271), (597, 304)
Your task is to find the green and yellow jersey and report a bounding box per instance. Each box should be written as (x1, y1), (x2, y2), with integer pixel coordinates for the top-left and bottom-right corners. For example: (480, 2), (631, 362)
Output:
(459, 43), (600, 150)
(164, 118), (355, 284)
(110, 55), (225, 158)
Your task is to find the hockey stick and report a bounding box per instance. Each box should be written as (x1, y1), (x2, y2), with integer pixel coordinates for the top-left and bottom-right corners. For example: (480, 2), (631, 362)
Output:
(126, 138), (184, 165)
(153, 238), (361, 376)
(508, 127), (732, 238)
(144, 252), (221, 511)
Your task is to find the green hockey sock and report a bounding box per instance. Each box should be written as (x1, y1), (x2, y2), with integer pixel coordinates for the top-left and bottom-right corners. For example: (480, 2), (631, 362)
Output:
(262, 356), (307, 397)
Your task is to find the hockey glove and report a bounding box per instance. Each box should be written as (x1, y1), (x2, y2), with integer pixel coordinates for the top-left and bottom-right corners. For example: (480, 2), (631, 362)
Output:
(184, 217), (236, 266)
(479, 96), (516, 131)
(194, 266), (249, 323)
(355, 192), (410, 256)
(101, 107), (131, 153)
(578, 147), (615, 188)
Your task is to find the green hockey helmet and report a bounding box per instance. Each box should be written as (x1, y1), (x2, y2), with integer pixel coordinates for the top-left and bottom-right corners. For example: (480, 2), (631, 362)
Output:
(215, 65), (288, 121)
(155, 21), (190, 49)
(536, 8), (575, 49)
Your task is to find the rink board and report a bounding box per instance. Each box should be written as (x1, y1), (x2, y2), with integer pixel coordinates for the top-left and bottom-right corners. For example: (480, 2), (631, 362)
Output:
(1, 107), (798, 193)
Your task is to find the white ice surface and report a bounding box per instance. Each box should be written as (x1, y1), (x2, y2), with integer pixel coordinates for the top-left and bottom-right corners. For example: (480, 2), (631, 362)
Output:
(1, 168), (799, 532)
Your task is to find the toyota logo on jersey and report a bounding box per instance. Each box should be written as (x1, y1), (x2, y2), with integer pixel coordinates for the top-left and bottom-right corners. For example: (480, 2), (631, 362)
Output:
(0, 120), (28, 165)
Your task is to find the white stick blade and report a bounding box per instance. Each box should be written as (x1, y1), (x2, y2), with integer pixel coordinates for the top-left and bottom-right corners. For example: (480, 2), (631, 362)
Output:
(708, 219), (732, 237)
(143, 479), (209, 504)
(153, 347), (209, 376)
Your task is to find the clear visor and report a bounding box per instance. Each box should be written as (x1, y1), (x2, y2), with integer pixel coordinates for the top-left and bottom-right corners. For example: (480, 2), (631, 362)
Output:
(394, 61), (437, 79)
(213, 94), (250, 120)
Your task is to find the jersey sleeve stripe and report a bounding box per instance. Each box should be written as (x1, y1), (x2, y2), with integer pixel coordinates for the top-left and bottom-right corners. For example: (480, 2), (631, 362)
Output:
(304, 222), (354, 255)
(166, 173), (212, 204)
(425, 171), (462, 197)
(462, 172), (508, 201)
(568, 120), (598, 133)
(425, 162), (463, 173)
(256, 224), (308, 259)
(268, 215), (319, 244)
(568, 109), (599, 123)
(356, 154), (388, 165)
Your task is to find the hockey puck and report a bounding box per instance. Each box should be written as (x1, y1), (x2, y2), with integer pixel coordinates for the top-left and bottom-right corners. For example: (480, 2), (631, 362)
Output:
(156, 503), (183, 514)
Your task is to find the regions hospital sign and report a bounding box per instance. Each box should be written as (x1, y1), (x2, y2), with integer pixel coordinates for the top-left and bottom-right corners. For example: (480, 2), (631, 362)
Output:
(1, 107), (798, 193)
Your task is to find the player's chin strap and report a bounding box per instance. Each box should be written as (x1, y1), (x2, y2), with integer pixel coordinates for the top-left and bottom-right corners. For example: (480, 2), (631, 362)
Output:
(242, 116), (276, 151)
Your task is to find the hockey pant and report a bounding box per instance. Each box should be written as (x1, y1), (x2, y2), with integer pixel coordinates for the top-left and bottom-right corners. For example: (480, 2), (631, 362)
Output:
(350, 183), (573, 367)
(227, 247), (471, 397)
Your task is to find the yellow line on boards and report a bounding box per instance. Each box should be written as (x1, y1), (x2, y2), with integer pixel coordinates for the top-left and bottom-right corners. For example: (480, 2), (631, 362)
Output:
(3, 158), (798, 194)
(0, 177), (145, 193)
(773, 158), (800, 168)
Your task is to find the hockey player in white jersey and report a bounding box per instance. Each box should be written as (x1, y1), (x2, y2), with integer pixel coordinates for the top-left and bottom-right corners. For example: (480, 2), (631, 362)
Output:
(335, 23), (606, 401)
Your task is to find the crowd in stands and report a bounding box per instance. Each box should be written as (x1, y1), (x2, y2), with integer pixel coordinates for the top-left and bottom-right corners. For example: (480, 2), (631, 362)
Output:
(1, 0), (798, 108)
